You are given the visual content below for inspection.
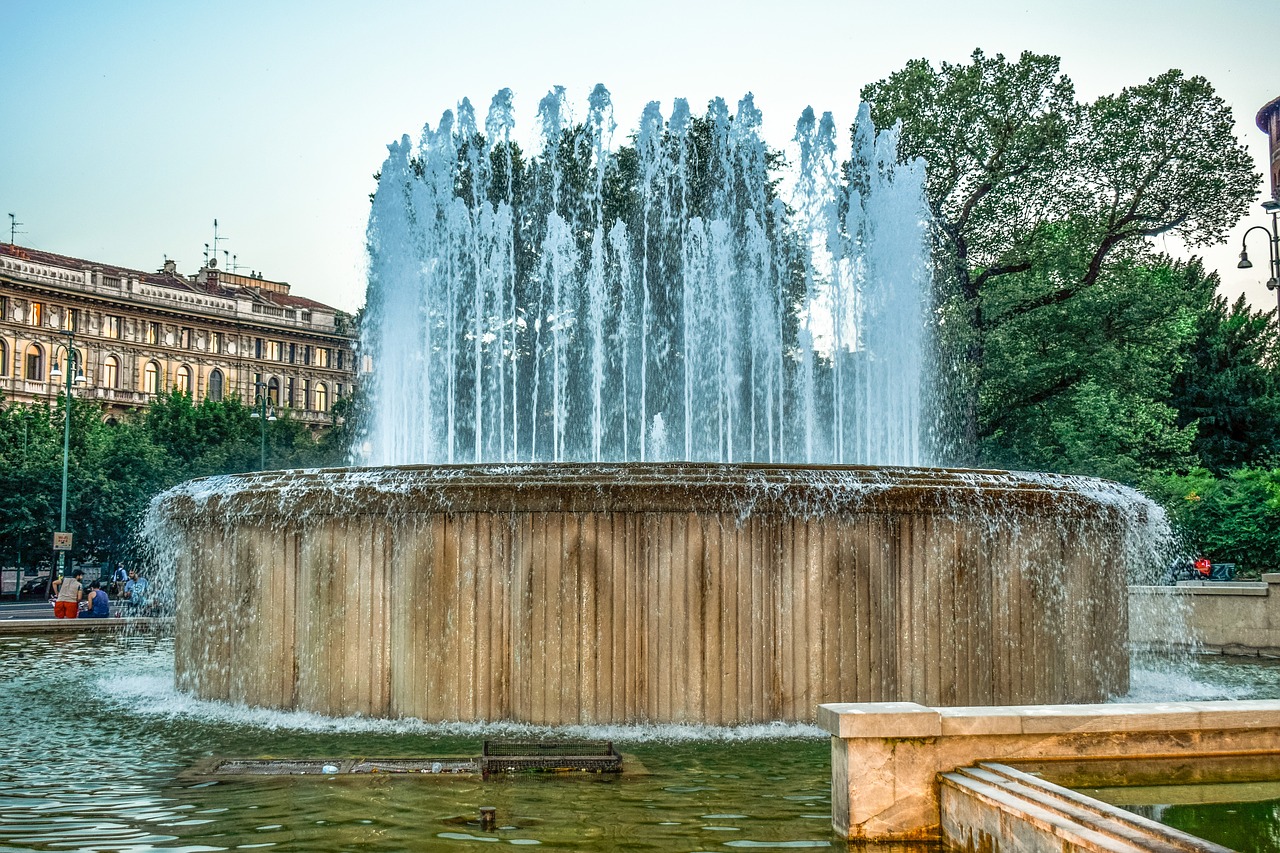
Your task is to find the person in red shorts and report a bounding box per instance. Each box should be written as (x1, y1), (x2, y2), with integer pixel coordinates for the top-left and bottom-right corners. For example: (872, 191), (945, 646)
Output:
(51, 568), (84, 619)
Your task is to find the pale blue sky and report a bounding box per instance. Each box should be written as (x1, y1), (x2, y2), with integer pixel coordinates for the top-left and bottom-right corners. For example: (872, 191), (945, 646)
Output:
(2, 0), (1275, 312)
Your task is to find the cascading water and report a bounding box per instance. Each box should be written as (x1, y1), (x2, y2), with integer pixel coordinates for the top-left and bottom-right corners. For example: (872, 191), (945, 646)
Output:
(362, 86), (931, 466)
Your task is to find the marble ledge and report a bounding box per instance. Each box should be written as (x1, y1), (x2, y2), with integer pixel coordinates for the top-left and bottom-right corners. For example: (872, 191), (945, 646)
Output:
(818, 700), (1280, 739)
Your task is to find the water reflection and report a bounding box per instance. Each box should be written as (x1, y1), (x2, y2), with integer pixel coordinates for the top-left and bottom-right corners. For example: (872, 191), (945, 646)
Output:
(0, 634), (836, 852)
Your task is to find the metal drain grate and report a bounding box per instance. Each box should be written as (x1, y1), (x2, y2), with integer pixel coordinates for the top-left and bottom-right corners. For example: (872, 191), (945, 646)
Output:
(481, 740), (622, 775)
(190, 743), (623, 779)
(351, 759), (479, 774)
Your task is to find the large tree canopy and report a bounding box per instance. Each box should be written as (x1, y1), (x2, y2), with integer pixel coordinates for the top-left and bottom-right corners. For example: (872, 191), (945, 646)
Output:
(861, 50), (1262, 467)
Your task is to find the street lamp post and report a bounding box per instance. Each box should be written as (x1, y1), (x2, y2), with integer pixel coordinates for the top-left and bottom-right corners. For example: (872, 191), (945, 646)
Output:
(249, 379), (277, 469)
(49, 331), (86, 580)
(1238, 199), (1280, 315)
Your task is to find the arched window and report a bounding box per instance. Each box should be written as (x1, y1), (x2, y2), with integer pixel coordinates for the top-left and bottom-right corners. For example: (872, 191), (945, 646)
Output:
(207, 369), (224, 402)
(102, 355), (119, 389)
(143, 361), (161, 394)
(24, 343), (44, 382)
(315, 383), (328, 413)
(267, 377), (280, 406)
(0, 340), (7, 376)
(176, 365), (192, 394)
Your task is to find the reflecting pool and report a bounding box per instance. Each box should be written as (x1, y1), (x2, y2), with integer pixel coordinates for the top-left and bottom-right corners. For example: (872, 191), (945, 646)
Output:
(1, 634), (837, 852)
(3, 634), (1277, 852)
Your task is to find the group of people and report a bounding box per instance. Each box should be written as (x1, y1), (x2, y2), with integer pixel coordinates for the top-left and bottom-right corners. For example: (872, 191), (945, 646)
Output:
(50, 565), (151, 619)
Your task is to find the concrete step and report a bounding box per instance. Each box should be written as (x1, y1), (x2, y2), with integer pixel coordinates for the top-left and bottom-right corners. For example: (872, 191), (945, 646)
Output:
(940, 762), (1231, 853)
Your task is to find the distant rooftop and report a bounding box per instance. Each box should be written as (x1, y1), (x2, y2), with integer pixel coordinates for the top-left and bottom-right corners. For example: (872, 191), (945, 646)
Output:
(0, 242), (340, 315)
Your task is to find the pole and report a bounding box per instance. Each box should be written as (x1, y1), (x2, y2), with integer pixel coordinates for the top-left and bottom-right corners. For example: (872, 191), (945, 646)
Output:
(1271, 208), (1280, 317)
(260, 393), (267, 469)
(57, 333), (74, 578)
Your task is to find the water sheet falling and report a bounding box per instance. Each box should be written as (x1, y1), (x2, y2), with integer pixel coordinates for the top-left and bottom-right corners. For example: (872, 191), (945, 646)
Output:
(363, 86), (932, 465)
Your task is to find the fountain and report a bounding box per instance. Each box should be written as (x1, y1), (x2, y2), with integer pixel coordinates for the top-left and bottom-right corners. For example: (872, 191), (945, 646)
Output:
(150, 86), (1165, 724)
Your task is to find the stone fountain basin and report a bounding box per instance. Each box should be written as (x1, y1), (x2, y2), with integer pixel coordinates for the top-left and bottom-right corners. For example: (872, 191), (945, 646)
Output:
(153, 463), (1144, 725)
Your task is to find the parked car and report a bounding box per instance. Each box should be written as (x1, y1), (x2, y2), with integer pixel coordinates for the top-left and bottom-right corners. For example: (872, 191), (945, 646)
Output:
(19, 568), (52, 596)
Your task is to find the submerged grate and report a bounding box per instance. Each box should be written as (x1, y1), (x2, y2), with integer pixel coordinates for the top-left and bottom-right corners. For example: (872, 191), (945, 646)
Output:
(208, 759), (339, 776)
(351, 759), (478, 774)
(191, 744), (623, 779)
(481, 740), (621, 775)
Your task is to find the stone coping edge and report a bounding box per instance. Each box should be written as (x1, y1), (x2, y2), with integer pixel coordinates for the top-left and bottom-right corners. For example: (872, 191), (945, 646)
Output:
(0, 617), (173, 635)
(818, 699), (1280, 739)
(1131, 583), (1268, 596)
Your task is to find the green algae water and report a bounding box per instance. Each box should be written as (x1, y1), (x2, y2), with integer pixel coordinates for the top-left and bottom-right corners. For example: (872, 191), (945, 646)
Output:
(4, 635), (1278, 852)
(0, 634), (838, 851)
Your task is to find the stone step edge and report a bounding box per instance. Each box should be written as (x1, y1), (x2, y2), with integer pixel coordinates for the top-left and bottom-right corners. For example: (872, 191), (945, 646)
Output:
(941, 770), (1154, 853)
(941, 763), (1229, 853)
(972, 762), (1230, 852)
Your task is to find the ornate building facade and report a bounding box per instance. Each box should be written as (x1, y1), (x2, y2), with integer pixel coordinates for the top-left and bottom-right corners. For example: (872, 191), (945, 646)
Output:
(1260, 95), (1280, 201)
(0, 242), (357, 425)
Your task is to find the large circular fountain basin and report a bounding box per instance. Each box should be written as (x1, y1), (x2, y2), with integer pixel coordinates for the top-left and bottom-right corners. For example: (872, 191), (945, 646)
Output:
(155, 463), (1139, 724)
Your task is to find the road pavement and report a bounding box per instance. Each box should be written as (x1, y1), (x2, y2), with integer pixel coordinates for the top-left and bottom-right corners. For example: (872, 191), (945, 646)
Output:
(0, 599), (125, 620)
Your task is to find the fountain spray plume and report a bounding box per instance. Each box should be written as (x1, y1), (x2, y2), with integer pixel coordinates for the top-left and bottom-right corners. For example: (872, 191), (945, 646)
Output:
(362, 85), (935, 467)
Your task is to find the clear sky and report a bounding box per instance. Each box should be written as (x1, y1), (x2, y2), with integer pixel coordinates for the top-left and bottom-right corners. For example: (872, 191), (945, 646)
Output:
(2, 0), (1275, 313)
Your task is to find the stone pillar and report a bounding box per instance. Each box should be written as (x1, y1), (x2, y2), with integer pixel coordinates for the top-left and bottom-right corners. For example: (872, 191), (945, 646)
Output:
(819, 699), (1280, 841)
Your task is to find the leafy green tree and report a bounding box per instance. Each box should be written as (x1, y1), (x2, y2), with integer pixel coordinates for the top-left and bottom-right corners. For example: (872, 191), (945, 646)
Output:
(1170, 292), (1280, 472)
(1148, 468), (1280, 575)
(979, 245), (1201, 481)
(862, 51), (1261, 463)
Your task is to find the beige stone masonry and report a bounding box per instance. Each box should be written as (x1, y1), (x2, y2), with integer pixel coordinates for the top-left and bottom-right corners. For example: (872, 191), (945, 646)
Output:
(819, 699), (1280, 841)
(1131, 573), (1280, 655)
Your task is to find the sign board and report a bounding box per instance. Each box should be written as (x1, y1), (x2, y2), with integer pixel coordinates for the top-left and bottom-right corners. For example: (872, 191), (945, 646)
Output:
(53, 532), (73, 551)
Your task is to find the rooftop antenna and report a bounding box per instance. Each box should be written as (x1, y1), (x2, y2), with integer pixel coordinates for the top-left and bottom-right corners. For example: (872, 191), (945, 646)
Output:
(203, 243), (210, 265)
(212, 218), (228, 267)
(8, 213), (25, 246)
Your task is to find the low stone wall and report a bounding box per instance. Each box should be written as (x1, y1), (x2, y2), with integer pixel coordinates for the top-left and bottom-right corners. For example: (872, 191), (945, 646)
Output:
(818, 699), (1280, 841)
(1130, 573), (1280, 656)
(0, 617), (172, 635)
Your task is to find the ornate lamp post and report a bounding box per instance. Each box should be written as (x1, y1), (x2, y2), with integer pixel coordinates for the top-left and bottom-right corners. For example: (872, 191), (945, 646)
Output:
(1237, 199), (1280, 315)
(48, 330), (87, 579)
(249, 379), (277, 469)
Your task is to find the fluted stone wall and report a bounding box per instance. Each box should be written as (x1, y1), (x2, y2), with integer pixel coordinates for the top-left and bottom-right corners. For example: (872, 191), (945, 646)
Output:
(159, 464), (1140, 724)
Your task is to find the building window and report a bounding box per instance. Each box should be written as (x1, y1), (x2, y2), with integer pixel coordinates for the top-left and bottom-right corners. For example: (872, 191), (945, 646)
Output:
(302, 379), (310, 409)
(255, 338), (263, 359)
(144, 361), (161, 394)
(147, 322), (160, 345)
(267, 377), (280, 405)
(337, 350), (345, 370)
(104, 316), (121, 339)
(315, 383), (328, 413)
(211, 331), (223, 354)
(25, 344), (44, 381)
(208, 369), (224, 402)
(288, 343), (296, 364)
(265, 340), (282, 361)
(176, 365), (192, 394)
(316, 347), (330, 368)
(59, 308), (79, 332)
(0, 340), (7, 376)
(102, 355), (120, 389)
(180, 328), (191, 348)
(285, 378), (294, 407)
(28, 302), (43, 327)
(303, 345), (312, 366)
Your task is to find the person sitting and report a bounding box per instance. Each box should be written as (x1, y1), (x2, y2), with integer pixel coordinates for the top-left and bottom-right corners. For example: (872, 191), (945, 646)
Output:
(80, 580), (110, 619)
(121, 569), (151, 616)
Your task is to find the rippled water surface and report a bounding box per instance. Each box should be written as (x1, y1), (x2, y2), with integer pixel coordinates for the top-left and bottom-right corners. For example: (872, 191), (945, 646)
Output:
(0, 634), (838, 852)
(4, 635), (1277, 852)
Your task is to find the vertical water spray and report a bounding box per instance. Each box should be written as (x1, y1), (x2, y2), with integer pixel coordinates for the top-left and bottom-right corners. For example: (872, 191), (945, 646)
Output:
(363, 86), (933, 466)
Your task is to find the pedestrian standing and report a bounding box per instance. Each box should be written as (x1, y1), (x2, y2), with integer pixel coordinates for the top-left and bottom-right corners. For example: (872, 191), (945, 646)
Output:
(52, 569), (84, 619)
